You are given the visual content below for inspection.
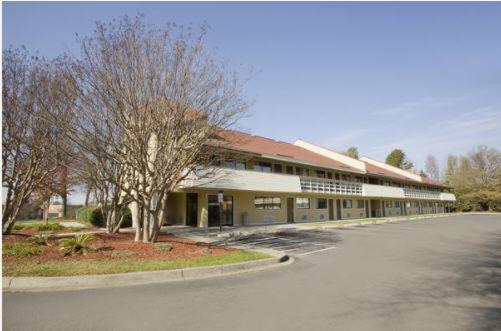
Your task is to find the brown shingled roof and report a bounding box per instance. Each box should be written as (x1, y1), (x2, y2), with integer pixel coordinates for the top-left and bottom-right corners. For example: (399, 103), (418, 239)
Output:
(363, 161), (448, 188)
(363, 161), (411, 181)
(212, 130), (362, 173)
(421, 176), (449, 188)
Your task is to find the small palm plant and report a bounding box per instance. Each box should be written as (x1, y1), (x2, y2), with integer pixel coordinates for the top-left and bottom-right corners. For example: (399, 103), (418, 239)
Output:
(25, 234), (49, 246)
(58, 233), (96, 256)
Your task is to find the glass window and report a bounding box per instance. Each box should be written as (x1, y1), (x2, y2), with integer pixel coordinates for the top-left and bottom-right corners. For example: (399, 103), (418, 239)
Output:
(285, 166), (294, 174)
(355, 176), (363, 183)
(385, 201), (393, 208)
(254, 196), (281, 210)
(395, 201), (401, 208)
(316, 198), (327, 209)
(296, 198), (310, 209)
(224, 159), (246, 170)
(254, 162), (272, 173)
(273, 164), (283, 173)
(296, 167), (310, 176)
(343, 199), (352, 209)
(316, 170), (326, 178)
(341, 174), (351, 181)
(357, 200), (364, 208)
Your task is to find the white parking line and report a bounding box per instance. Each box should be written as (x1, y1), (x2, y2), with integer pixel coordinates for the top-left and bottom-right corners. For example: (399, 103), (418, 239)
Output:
(293, 246), (337, 256)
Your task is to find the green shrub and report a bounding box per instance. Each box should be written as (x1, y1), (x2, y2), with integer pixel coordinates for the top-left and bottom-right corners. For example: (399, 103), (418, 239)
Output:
(76, 206), (104, 227)
(35, 223), (63, 232)
(154, 243), (172, 252)
(111, 250), (138, 258)
(12, 222), (63, 232)
(65, 227), (83, 232)
(13, 224), (28, 231)
(25, 234), (49, 246)
(3, 243), (42, 256)
(58, 233), (96, 256)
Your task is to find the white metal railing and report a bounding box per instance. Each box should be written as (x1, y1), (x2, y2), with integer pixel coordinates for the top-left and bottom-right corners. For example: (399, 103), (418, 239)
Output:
(440, 192), (456, 201)
(300, 176), (363, 196)
(404, 188), (441, 200)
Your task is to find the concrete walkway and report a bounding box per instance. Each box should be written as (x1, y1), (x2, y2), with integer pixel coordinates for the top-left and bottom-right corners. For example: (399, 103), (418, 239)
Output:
(160, 212), (468, 242)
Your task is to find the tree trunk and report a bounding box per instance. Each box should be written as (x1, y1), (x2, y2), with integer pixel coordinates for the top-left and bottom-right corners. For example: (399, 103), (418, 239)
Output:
(43, 198), (50, 224)
(130, 200), (142, 241)
(2, 199), (23, 234)
(61, 191), (68, 218)
(151, 195), (168, 242)
(112, 214), (125, 233)
(106, 208), (115, 233)
(84, 187), (91, 207)
(143, 201), (151, 243)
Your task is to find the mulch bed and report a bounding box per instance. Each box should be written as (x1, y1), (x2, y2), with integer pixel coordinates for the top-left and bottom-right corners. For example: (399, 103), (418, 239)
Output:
(3, 232), (235, 264)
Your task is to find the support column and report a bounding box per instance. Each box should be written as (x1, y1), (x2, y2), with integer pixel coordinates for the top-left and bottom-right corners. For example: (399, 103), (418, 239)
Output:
(198, 193), (208, 228)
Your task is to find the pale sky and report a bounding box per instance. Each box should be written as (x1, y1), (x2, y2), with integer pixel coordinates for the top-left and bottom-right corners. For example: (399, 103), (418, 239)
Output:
(4, 2), (501, 204)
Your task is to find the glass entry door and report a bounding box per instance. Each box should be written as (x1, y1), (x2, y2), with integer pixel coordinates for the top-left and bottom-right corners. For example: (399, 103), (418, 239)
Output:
(208, 195), (233, 227)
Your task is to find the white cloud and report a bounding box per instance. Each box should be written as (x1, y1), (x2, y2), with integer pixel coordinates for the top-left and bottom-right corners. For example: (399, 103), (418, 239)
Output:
(370, 95), (465, 116)
(365, 104), (501, 169)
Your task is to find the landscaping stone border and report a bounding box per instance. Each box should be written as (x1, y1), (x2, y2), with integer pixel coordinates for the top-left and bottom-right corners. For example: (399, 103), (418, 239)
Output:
(2, 254), (292, 292)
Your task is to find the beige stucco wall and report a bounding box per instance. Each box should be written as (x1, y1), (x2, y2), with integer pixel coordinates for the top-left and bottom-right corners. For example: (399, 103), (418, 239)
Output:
(166, 192), (186, 225)
(382, 200), (403, 217)
(166, 189), (450, 227)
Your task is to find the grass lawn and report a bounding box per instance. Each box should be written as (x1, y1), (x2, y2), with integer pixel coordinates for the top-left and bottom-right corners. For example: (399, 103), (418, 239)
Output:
(3, 250), (271, 277)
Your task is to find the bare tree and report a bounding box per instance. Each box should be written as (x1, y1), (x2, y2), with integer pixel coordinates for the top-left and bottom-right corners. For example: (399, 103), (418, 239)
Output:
(425, 154), (440, 180)
(63, 16), (248, 242)
(2, 48), (70, 234)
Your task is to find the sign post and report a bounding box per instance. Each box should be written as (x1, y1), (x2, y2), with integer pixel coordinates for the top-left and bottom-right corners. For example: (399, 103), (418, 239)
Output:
(217, 191), (224, 232)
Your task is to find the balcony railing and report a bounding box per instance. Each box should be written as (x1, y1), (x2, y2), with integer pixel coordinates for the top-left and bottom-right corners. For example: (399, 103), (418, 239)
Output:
(300, 176), (363, 196)
(181, 167), (456, 201)
(403, 188), (441, 200)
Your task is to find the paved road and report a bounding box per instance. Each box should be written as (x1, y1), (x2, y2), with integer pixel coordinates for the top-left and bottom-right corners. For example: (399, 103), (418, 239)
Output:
(4, 214), (501, 331)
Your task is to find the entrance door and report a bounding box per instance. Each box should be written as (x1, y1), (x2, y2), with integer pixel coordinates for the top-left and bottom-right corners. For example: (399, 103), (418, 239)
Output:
(208, 195), (233, 227)
(186, 193), (198, 226)
(336, 199), (342, 220)
(365, 200), (370, 218)
(287, 197), (294, 223)
(328, 199), (334, 220)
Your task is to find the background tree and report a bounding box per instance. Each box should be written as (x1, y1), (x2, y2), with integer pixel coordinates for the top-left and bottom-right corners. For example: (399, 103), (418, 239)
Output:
(2, 48), (70, 234)
(444, 155), (458, 184)
(385, 148), (414, 170)
(443, 146), (501, 212)
(344, 146), (359, 159)
(425, 154), (440, 180)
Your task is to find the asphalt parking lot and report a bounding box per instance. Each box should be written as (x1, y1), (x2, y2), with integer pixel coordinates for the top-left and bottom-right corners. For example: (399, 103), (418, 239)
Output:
(218, 228), (342, 256)
(4, 214), (501, 331)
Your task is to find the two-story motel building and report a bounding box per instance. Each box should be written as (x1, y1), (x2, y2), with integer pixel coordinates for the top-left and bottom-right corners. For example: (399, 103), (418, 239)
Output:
(165, 130), (456, 227)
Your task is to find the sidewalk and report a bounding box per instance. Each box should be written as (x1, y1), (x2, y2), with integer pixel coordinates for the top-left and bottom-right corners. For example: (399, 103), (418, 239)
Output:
(160, 212), (470, 241)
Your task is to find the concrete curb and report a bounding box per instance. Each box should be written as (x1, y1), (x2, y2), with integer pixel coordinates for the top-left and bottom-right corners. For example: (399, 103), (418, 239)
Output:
(302, 213), (475, 230)
(2, 255), (293, 293)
